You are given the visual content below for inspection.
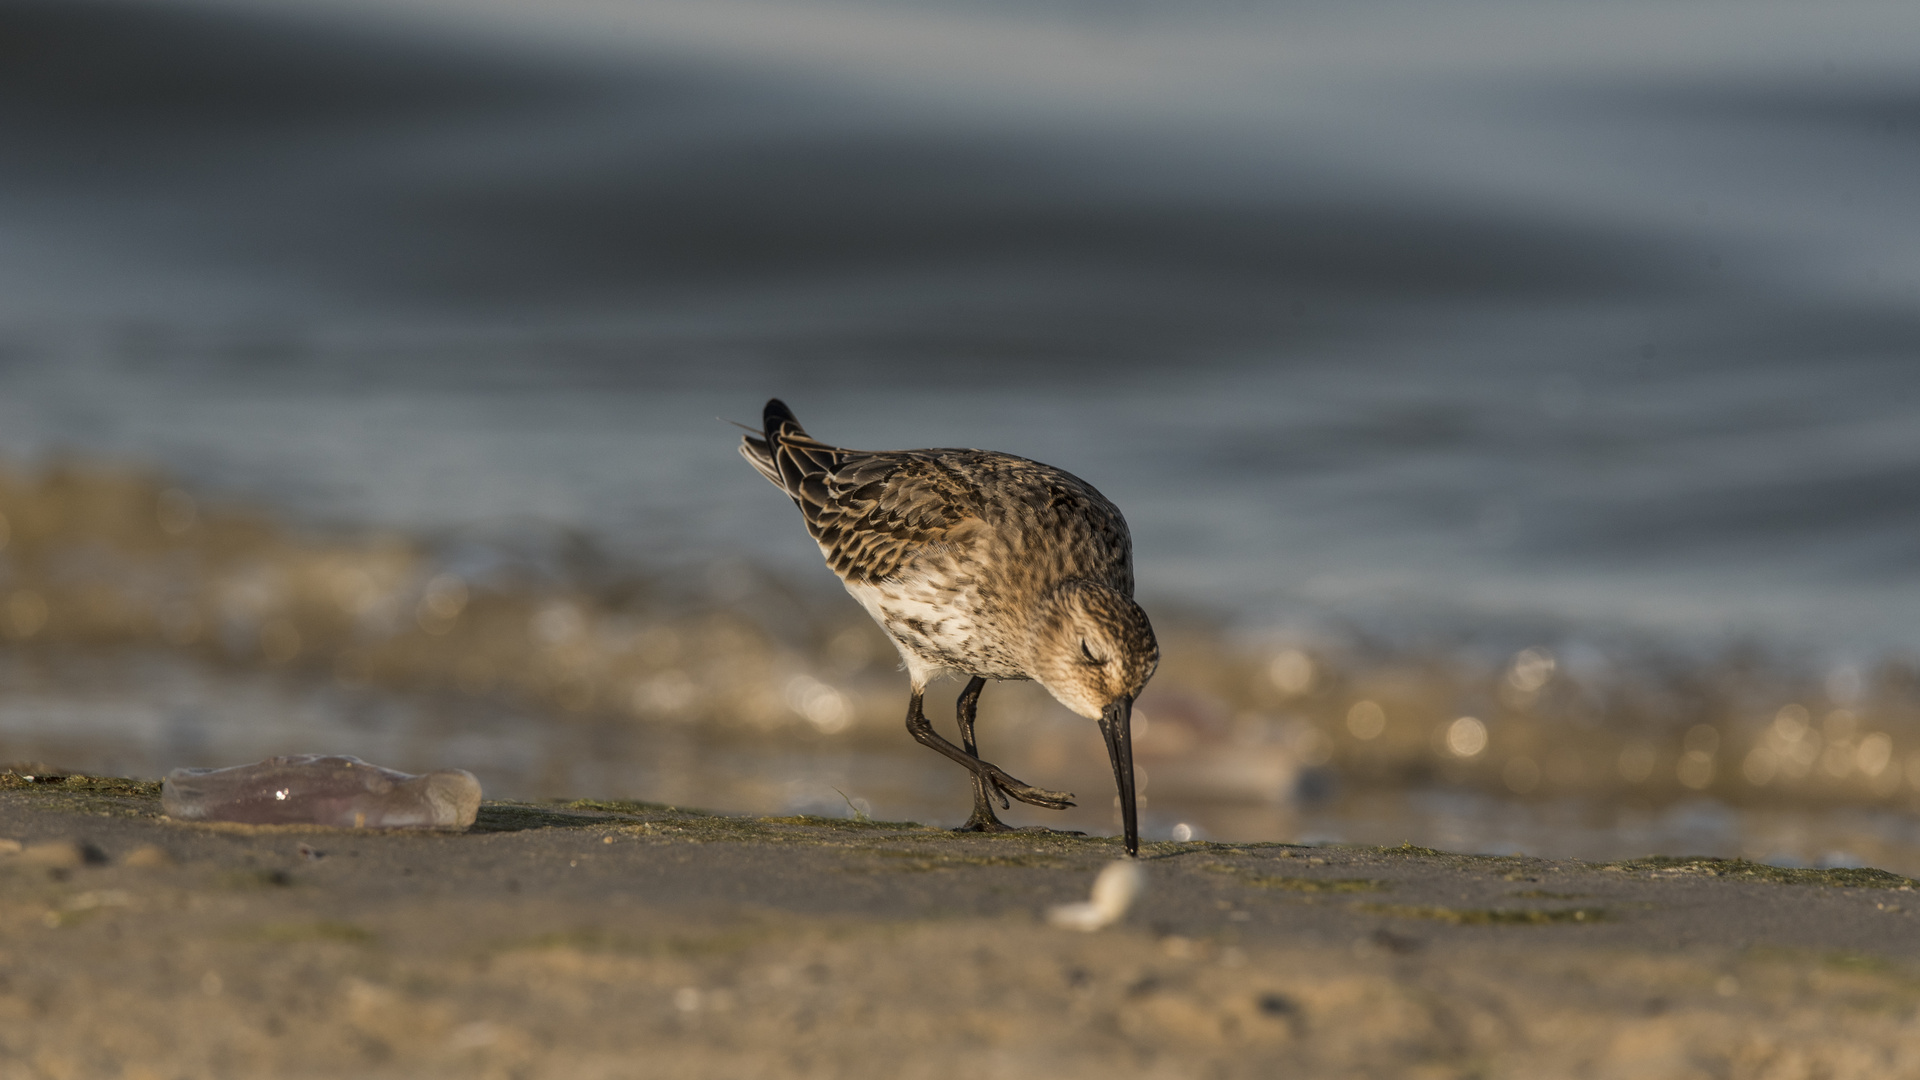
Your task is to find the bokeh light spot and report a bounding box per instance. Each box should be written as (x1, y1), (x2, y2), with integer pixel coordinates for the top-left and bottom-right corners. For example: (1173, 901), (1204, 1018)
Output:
(1345, 700), (1387, 740)
(1445, 716), (1487, 758)
(1773, 704), (1811, 742)
(1677, 750), (1715, 790)
(1506, 648), (1556, 693)
(1268, 649), (1314, 697)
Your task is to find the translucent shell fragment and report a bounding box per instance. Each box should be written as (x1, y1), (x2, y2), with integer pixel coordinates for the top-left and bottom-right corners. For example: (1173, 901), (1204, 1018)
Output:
(1047, 860), (1147, 931)
(162, 755), (481, 829)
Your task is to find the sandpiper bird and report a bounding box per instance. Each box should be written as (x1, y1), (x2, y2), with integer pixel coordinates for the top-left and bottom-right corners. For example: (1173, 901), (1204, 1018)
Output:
(740, 399), (1158, 856)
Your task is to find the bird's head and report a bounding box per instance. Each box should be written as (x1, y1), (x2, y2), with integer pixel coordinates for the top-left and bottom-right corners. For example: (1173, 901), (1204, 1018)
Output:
(1029, 579), (1158, 720)
(1030, 579), (1156, 857)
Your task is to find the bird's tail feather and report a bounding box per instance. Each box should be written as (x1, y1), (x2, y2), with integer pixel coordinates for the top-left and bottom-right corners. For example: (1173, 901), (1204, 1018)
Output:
(738, 399), (847, 508)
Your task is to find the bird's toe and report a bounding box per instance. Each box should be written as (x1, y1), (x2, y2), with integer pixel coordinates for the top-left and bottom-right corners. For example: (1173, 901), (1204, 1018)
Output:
(989, 771), (1076, 810)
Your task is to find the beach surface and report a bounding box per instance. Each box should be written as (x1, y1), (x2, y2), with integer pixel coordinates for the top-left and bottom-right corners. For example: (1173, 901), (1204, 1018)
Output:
(5, 774), (1920, 1079)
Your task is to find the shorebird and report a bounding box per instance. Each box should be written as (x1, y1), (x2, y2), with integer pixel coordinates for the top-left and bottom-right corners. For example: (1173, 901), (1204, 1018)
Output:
(740, 399), (1157, 855)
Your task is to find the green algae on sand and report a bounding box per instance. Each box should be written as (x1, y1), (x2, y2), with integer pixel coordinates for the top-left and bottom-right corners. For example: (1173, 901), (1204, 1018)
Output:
(1200, 863), (1388, 893)
(1603, 855), (1920, 890)
(1356, 902), (1608, 925)
(1, 770), (165, 819)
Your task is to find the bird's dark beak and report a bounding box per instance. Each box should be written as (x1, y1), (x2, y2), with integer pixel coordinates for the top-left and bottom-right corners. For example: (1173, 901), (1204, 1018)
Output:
(1099, 696), (1138, 857)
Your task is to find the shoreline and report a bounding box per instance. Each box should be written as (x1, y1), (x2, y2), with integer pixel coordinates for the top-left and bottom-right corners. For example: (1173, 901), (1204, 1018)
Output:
(0, 463), (1912, 834)
(4, 777), (1920, 1078)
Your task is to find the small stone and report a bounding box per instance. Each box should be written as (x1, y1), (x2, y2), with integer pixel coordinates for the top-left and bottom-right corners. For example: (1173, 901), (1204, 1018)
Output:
(1257, 992), (1298, 1017)
(162, 755), (482, 829)
(20, 841), (85, 869)
(123, 845), (175, 868)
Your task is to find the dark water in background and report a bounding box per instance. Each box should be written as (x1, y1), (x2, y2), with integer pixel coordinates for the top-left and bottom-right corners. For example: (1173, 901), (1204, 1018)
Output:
(2, 0), (1919, 860)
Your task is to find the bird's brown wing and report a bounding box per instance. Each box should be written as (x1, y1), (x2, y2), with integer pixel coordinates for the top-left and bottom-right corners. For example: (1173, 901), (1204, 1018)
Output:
(806, 453), (980, 583)
(740, 400), (978, 583)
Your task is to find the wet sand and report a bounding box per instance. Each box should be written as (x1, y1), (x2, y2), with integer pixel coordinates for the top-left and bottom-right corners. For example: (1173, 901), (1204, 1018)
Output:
(4, 775), (1920, 1079)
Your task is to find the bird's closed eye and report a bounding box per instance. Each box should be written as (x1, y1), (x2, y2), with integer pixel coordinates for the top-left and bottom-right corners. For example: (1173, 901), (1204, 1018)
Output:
(1080, 640), (1104, 665)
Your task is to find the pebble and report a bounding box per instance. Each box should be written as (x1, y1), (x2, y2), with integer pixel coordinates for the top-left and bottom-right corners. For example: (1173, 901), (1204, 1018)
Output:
(123, 845), (175, 868)
(161, 755), (482, 829)
(19, 840), (87, 869)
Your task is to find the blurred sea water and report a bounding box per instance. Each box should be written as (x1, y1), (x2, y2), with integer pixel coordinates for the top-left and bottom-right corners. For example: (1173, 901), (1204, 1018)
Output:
(1, 0), (1918, 862)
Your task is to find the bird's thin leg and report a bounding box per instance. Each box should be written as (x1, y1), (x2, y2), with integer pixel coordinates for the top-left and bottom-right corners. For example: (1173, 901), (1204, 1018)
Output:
(904, 689), (1076, 812)
(954, 677), (1016, 832)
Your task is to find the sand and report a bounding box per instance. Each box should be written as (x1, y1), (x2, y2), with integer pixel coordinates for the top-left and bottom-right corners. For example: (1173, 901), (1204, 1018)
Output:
(4, 774), (1920, 1079)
